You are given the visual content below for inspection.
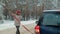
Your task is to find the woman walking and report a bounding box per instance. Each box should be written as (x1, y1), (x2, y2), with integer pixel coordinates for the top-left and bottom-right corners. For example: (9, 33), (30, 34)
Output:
(10, 10), (21, 34)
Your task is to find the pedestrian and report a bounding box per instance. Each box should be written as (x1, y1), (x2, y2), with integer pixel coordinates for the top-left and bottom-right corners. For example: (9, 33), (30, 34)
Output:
(10, 10), (21, 34)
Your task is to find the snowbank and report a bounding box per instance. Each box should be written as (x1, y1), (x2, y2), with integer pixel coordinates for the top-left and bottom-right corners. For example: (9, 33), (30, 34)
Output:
(0, 20), (36, 30)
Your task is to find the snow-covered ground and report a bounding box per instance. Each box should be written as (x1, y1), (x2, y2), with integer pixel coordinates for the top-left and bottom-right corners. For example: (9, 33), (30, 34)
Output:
(0, 20), (36, 31)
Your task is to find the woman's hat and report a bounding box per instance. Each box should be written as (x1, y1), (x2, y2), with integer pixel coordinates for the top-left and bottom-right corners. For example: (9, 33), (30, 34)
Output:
(16, 10), (21, 15)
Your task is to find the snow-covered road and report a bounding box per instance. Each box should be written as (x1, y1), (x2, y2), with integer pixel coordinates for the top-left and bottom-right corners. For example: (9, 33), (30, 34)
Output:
(0, 20), (36, 30)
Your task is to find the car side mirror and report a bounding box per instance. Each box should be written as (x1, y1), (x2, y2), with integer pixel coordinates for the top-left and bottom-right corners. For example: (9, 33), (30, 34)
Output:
(57, 23), (60, 26)
(35, 21), (38, 24)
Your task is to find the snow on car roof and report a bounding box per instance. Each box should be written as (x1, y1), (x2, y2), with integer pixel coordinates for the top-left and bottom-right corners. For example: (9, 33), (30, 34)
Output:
(43, 10), (60, 12)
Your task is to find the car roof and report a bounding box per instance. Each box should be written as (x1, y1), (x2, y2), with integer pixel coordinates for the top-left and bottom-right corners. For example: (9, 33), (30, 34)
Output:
(43, 10), (60, 12)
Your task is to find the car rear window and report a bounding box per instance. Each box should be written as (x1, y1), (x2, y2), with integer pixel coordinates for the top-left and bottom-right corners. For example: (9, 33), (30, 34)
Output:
(42, 12), (60, 26)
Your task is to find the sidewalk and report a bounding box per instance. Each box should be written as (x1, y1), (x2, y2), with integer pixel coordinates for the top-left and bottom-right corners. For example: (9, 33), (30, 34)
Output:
(0, 23), (36, 34)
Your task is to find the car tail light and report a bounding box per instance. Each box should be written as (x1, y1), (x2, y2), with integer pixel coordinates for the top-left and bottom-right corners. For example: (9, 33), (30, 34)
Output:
(35, 25), (40, 34)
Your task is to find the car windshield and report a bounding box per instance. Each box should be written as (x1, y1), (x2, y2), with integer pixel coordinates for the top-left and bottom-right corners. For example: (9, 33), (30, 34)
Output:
(42, 12), (60, 26)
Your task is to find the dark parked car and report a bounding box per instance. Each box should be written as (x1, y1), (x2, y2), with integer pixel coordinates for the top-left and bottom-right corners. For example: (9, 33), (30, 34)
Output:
(34, 10), (60, 34)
